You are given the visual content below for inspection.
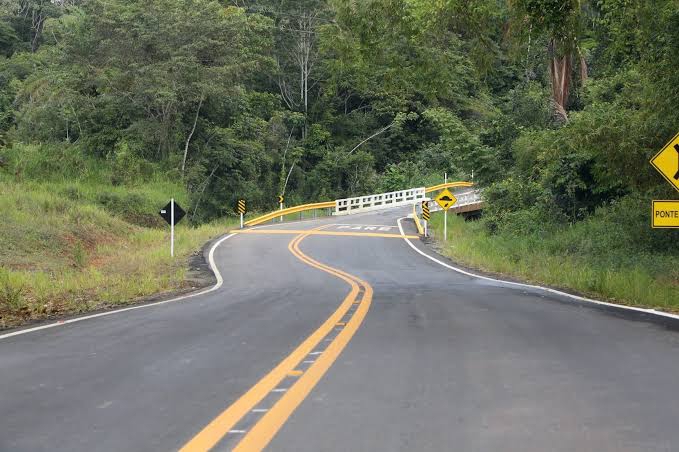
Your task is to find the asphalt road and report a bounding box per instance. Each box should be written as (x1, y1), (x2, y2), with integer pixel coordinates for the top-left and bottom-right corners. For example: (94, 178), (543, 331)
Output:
(2, 207), (679, 452)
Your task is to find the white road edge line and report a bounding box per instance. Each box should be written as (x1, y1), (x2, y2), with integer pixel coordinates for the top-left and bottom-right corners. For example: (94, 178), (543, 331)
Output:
(396, 217), (679, 321)
(0, 232), (239, 341)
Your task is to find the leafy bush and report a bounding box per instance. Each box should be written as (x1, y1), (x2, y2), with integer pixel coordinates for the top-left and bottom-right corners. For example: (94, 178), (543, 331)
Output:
(379, 161), (426, 192)
(482, 177), (565, 234)
(109, 140), (145, 186)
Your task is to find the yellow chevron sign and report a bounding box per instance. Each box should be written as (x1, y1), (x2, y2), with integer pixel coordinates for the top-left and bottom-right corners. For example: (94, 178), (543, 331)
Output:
(422, 201), (431, 221)
(237, 199), (246, 215)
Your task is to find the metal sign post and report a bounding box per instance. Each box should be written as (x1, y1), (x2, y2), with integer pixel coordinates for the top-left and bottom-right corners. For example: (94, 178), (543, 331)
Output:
(422, 201), (431, 238)
(444, 173), (448, 242)
(170, 198), (175, 257)
(279, 195), (284, 222)
(237, 199), (246, 229)
(159, 199), (186, 258)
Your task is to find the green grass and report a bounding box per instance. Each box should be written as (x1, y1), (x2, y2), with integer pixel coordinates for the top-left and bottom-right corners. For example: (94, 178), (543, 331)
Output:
(0, 177), (237, 329)
(428, 212), (679, 312)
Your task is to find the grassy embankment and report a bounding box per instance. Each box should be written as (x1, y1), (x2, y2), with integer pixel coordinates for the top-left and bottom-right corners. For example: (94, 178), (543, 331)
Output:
(0, 146), (239, 329)
(428, 212), (679, 312)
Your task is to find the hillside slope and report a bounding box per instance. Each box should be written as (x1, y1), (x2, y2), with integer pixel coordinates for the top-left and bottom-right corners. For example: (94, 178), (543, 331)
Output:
(0, 159), (235, 329)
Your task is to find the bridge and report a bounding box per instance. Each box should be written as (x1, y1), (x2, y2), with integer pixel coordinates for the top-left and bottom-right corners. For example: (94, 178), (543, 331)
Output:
(245, 182), (485, 229)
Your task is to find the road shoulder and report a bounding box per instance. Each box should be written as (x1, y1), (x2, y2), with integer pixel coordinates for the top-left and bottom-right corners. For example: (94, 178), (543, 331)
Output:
(399, 217), (679, 331)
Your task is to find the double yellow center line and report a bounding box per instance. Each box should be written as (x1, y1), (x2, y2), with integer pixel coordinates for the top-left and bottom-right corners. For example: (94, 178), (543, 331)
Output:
(180, 226), (373, 451)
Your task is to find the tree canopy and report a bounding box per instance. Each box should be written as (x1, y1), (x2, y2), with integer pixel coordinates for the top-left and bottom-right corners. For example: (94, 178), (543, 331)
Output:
(0, 0), (677, 246)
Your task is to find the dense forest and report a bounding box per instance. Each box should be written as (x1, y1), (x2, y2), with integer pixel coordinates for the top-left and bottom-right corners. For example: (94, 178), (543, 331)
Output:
(0, 0), (678, 241)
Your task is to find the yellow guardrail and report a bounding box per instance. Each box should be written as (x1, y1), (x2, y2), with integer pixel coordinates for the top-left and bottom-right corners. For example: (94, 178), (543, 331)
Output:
(244, 201), (336, 227)
(412, 203), (424, 235)
(425, 181), (474, 193)
(243, 182), (473, 228)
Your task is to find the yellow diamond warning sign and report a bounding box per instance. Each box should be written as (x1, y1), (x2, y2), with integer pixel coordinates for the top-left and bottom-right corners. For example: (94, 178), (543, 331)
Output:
(652, 200), (679, 229)
(435, 188), (457, 211)
(650, 131), (679, 192)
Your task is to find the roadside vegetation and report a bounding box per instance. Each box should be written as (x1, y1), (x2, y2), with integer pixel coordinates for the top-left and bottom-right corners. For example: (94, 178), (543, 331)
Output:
(0, 147), (238, 329)
(428, 212), (679, 312)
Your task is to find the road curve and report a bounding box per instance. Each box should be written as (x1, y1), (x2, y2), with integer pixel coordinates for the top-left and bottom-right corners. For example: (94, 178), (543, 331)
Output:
(1, 207), (679, 451)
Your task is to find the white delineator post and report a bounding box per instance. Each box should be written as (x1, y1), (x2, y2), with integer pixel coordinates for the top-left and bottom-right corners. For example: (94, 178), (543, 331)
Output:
(444, 173), (448, 242)
(170, 198), (175, 258)
(240, 212), (244, 229)
(280, 201), (283, 223)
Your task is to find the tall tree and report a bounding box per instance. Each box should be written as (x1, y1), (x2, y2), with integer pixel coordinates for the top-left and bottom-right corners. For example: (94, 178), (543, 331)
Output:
(510, 0), (588, 121)
(17, 0), (272, 160)
(247, 0), (330, 138)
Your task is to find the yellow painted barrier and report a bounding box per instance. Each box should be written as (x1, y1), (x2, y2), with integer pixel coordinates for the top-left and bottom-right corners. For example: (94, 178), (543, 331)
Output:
(243, 182), (473, 228)
(425, 182), (474, 193)
(412, 203), (424, 235)
(244, 201), (335, 227)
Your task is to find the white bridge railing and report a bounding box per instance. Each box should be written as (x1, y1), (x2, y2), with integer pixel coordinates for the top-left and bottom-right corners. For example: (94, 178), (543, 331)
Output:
(428, 189), (483, 213)
(245, 183), (479, 227)
(335, 187), (426, 216)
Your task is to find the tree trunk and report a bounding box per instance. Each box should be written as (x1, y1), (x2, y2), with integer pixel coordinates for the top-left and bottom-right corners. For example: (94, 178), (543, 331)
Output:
(548, 40), (571, 123)
(181, 96), (203, 178)
(295, 12), (316, 140)
(280, 127), (294, 193)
